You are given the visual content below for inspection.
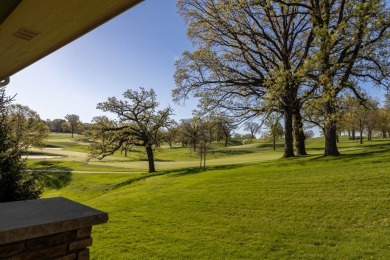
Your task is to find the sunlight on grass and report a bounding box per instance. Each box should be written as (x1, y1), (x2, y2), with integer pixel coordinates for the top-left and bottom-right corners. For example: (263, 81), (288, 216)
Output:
(38, 134), (390, 259)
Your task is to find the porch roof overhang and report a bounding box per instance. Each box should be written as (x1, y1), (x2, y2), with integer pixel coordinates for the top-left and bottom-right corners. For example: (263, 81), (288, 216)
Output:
(0, 0), (143, 81)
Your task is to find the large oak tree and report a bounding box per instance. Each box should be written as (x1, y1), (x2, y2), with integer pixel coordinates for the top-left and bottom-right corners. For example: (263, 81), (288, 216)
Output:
(174, 0), (389, 157)
(279, 0), (390, 155)
(89, 88), (173, 173)
(173, 0), (317, 157)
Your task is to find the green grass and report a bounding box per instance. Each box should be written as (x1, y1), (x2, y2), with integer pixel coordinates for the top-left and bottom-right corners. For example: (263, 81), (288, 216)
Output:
(28, 133), (284, 172)
(44, 133), (90, 153)
(27, 160), (130, 173)
(40, 136), (390, 259)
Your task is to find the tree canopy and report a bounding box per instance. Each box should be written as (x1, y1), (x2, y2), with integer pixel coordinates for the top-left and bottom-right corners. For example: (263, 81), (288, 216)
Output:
(173, 0), (320, 157)
(173, 0), (390, 157)
(89, 88), (173, 173)
(64, 114), (82, 138)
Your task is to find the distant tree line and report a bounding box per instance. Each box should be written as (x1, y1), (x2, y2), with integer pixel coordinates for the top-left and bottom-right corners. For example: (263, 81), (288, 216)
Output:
(45, 115), (89, 137)
(338, 94), (390, 143)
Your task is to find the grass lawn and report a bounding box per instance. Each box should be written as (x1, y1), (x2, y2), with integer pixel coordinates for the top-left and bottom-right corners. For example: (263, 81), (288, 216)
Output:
(39, 135), (390, 259)
(44, 133), (91, 153)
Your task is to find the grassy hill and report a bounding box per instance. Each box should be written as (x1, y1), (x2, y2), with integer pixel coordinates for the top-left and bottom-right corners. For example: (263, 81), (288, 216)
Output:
(29, 134), (390, 259)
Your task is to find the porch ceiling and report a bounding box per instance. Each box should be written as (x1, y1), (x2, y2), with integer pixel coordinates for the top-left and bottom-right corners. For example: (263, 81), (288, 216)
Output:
(0, 0), (143, 80)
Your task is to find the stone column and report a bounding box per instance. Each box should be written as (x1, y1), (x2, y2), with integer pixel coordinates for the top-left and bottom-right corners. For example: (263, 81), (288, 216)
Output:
(0, 197), (108, 259)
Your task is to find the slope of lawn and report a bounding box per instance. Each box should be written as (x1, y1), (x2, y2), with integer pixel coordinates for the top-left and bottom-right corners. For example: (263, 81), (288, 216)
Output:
(41, 137), (390, 259)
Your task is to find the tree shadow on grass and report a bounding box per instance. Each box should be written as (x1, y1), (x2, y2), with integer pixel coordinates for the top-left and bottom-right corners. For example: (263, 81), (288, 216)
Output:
(112, 163), (247, 190)
(44, 144), (62, 148)
(112, 172), (167, 190)
(165, 163), (246, 177)
(139, 158), (175, 162)
(30, 161), (73, 189)
(112, 141), (390, 189)
(304, 144), (390, 165)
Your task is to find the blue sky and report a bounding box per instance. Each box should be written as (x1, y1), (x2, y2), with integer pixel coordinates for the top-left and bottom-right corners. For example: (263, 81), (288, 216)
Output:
(8, 0), (196, 122)
(7, 0), (388, 125)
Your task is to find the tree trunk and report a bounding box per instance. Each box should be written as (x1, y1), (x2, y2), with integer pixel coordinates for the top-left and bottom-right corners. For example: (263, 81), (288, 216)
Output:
(199, 148), (203, 168)
(273, 137), (276, 151)
(293, 109), (307, 156)
(359, 120), (363, 144)
(324, 101), (340, 156)
(352, 129), (356, 140)
(203, 146), (206, 171)
(224, 134), (228, 147)
(145, 144), (156, 173)
(283, 105), (295, 158)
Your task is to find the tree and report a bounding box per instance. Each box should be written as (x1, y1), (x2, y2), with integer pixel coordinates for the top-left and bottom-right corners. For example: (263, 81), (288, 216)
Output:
(64, 114), (82, 138)
(47, 118), (66, 132)
(8, 104), (49, 150)
(214, 115), (236, 147)
(264, 113), (284, 151)
(362, 98), (380, 142)
(377, 107), (390, 138)
(162, 120), (179, 148)
(340, 95), (360, 140)
(0, 87), (42, 202)
(282, 0), (390, 155)
(179, 117), (203, 152)
(243, 122), (262, 142)
(365, 109), (379, 142)
(89, 88), (173, 173)
(197, 131), (210, 171)
(340, 94), (379, 143)
(304, 130), (315, 140)
(173, 0), (318, 158)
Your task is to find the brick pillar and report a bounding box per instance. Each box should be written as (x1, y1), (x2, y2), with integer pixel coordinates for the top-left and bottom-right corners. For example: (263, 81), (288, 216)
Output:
(0, 197), (108, 260)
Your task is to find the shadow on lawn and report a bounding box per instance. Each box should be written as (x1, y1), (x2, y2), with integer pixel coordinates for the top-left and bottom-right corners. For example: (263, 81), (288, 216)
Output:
(44, 144), (62, 148)
(113, 140), (390, 189)
(112, 164), (246, 190)
(30, 161), (73, 189)
(112, 172), (167, 190)
(139, 158), (175, 162)
(305, 142), (390, 164)
(166, 163), (245, 177)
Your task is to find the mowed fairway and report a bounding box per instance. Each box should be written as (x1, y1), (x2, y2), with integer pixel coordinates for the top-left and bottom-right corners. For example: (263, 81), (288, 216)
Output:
(31, 134), (390, 259)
